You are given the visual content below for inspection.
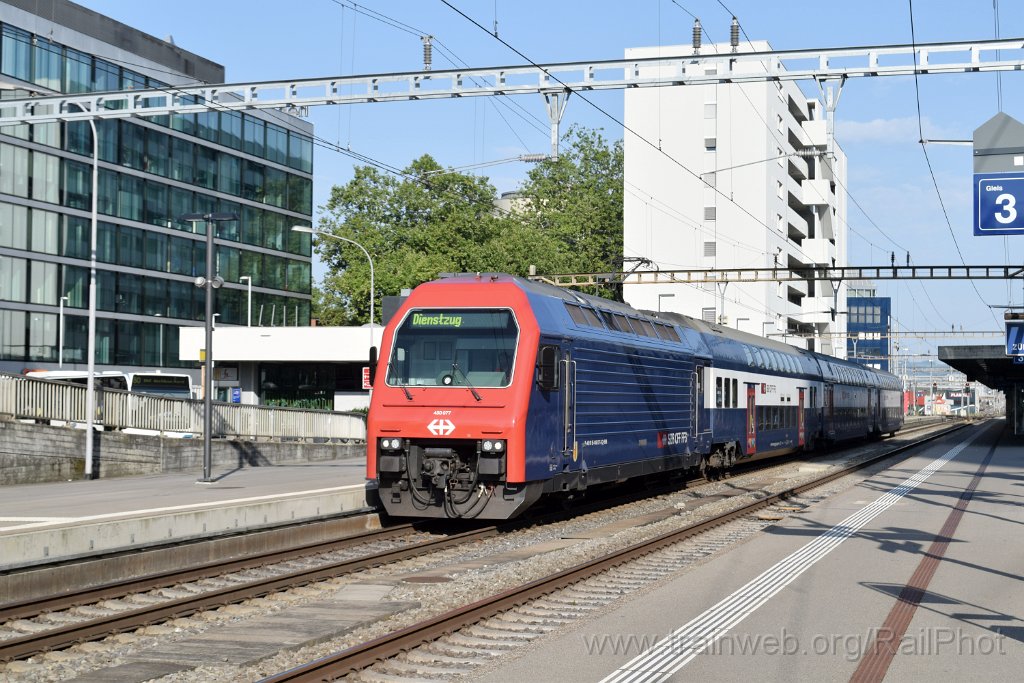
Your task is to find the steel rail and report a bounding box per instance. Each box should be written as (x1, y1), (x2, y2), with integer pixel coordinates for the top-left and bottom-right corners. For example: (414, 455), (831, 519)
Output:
(0, 523), (501, 662)
(262, 422), (969, 682)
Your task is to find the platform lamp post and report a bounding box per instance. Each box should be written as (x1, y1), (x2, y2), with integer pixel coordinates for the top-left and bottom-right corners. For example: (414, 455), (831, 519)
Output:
(291, 226), (374, 348)
(239, 275), (252, 326)
(181, 212), (236, 484)
(65, 103), (99, 480)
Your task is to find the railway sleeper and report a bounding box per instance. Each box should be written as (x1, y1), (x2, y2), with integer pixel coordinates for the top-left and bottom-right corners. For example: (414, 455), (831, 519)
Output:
(427, 640), (503, 658)
(404, 648), (483, 667)
(444, 632), (523, 651)
(379, 659), (473, 678)
(494, 611), (573, 625)
(465, 624), (541, 642)
(476, 618), (557, 635)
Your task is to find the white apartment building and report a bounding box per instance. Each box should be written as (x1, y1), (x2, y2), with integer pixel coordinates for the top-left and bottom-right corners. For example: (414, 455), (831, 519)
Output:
(622, 40), (848, 356)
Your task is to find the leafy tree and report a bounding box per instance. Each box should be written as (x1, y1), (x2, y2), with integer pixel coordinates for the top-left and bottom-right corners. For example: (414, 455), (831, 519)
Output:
(518, 124), (624, 278)
(314, 126), (624, 325)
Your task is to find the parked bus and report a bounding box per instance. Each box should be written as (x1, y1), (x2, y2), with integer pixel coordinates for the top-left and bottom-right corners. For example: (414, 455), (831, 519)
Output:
(24, 370), (194, 398)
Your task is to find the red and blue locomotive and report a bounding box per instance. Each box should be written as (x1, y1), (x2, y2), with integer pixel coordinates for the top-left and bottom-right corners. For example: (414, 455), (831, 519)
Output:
(367, 274), (903, 519)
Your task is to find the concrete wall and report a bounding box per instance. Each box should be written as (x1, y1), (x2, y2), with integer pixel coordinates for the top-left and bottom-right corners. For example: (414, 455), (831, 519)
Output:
(0, 419), (363, 485)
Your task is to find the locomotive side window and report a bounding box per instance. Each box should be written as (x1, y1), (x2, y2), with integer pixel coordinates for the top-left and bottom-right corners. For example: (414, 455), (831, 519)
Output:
(580, 306), (603, 328)
(537, 344), (560, 390)
(611, 313), (634, 334)
(565, 303), (589, 327)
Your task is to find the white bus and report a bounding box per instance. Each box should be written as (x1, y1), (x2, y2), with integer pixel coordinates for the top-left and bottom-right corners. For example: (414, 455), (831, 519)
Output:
(25, 370), (194, 399)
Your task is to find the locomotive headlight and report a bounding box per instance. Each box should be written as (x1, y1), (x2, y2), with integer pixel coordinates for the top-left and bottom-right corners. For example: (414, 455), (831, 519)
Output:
(480, 439), (505, 453)
(379, 437), (403, 451)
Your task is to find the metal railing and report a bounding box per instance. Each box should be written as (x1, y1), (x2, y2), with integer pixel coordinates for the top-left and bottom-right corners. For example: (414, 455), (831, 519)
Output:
(0, 372), (366, 442)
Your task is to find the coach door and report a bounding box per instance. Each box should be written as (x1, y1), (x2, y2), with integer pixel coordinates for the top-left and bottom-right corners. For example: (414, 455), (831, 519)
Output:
(825, 384), (835, 437)
(561, 349), (578, 470)
(538, 343), (577, 471)
(798, 388), (806, 447)
(745, 383), (757, 455)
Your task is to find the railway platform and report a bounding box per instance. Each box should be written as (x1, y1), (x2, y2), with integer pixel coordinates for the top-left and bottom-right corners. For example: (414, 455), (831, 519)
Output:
(0, 456), (372, 572)
(474, 418), (1024, 682)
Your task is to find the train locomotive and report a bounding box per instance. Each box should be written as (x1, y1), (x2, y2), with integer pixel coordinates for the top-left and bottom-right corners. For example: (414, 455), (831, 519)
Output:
(366, 273), (903, 519)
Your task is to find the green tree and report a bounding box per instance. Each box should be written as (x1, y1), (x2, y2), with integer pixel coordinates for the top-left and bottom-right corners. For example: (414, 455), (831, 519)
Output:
(518, 125), (624, 280)
(315, 126), (624, 324)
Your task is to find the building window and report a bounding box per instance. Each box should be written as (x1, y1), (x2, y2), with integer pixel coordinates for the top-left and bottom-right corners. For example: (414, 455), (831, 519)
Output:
(777, 114), (784, 132)
(0, 203), (29, 249)
(702, 171), (716, 187)
(704, 103), (717, 119)
(702, 307), (716, 324)
(0, 255), (27, 302)
(1, 25), (32, 82)
(777, 147), (785, 166)
(704, 137), (717, 151)
(704, 206), (716, 221)
(777, 180), (784, 199)
(704, 241), (716, 257)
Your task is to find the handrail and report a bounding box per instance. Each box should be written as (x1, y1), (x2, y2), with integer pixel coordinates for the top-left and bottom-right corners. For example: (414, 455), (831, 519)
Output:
(0, 372), (365, 442)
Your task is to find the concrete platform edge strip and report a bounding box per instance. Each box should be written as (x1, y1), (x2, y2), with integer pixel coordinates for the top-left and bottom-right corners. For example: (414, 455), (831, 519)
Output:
(0, 486), (373, 570)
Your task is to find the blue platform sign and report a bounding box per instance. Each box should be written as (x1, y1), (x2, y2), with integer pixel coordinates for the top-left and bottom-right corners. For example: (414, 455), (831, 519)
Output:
(975, 172), (1024, 235)
(1006, 321), (1024, 356)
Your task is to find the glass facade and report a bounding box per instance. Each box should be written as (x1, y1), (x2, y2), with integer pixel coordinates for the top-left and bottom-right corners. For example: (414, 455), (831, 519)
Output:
(0, 17), (314, 371)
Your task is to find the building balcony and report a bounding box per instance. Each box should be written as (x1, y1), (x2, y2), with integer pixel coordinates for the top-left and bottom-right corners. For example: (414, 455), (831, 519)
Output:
(803, 119), (827, 148)
(801, 237), (835, 266)
(787, 207), (809, 240)
(801, 178), (832, 206)
(787, 153), (809, 181)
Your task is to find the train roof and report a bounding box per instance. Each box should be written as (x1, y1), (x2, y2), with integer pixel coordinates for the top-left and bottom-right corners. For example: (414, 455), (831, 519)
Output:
(433, 273), (898, 386)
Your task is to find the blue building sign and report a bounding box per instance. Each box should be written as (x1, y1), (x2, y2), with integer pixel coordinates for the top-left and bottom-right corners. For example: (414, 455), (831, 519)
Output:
(1005, 320), (1024, 356)
(231, 387), (242, 403)
(975, 172), (1024, 235)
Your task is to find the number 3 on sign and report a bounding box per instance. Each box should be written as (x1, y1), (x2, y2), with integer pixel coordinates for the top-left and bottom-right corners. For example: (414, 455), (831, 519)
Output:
(995, 193), (1017, 224)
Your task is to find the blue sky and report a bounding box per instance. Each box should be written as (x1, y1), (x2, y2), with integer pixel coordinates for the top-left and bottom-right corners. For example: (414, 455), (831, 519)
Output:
(75, 0), (1024, 360)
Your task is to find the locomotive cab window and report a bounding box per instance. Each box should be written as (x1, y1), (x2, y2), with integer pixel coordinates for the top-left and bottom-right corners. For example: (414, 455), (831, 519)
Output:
(385, 308), (518, 388)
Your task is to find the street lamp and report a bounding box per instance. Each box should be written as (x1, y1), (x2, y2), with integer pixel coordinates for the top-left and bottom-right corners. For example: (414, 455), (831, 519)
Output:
(657, 293), (674, 313)
(58, 295), (69, 368)
(239, 275), (252, 327)
(180, 212), (237, 484)
(291, 226), (374, 346)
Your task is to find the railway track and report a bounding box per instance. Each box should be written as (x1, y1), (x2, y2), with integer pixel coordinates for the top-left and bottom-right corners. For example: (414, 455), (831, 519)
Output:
(0, 418), (956, 672)
(0, 523), (500, 662)
(262, 421), (968, 683)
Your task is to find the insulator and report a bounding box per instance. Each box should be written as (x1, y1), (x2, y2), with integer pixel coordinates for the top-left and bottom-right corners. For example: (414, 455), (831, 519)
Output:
(730, 17), (739, 51)
(422, 35), (433, 72)
(692, 19), (701, 53)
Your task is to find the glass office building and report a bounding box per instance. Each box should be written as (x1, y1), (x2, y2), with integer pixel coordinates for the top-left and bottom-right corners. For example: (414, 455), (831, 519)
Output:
(0, 0), (314, 376)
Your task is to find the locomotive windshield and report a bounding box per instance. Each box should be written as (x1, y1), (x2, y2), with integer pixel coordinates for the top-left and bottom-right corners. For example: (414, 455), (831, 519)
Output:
(386, 308), (518, 388)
